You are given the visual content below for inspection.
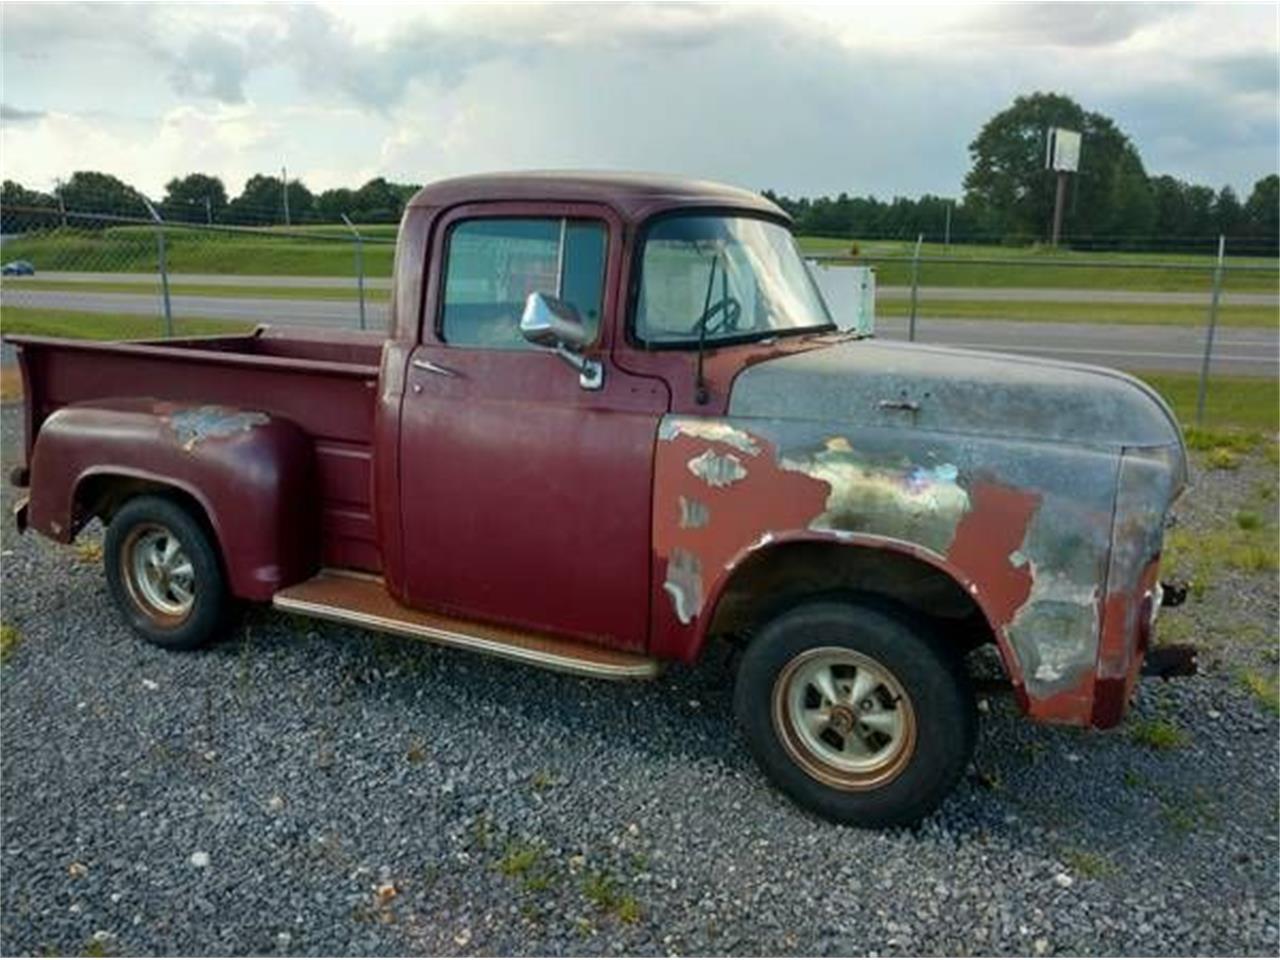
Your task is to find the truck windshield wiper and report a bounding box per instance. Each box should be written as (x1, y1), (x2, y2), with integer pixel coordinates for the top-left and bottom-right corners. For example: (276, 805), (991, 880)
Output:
(693, 251), (720, 405)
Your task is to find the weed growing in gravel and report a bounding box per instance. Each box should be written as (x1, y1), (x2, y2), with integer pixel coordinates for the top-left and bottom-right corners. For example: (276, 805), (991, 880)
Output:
(72, 539), (103, 564)
(581, 871), (642, 924)
(1205, 448), (1242, 470)
(530, 769), (556, 790)
(0, 623), (21, 663)
(497, 841), (544, 878)
(1129, 718), (1188, 750)
(1164, 524), (1279, 592)
(1236, 510), (1263, 530)
(1158, 786), (1218, 834)
(405, 738), (427, 764)
(1061, 847), (1116, 879)
(1238, 668), (1280, 714)
(1122, 768), (1147, 789)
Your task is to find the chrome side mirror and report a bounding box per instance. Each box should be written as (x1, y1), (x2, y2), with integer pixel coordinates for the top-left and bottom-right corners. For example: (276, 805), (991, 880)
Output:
(520, 292), (603, 390)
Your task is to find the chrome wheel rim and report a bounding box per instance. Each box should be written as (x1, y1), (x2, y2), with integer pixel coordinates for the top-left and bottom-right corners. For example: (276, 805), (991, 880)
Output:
(122, 524), (195, 624)
(772, 647), (916, 790)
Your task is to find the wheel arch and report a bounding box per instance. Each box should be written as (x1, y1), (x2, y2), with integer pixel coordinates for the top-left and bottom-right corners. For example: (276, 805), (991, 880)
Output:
(699, 532), (1022, 685)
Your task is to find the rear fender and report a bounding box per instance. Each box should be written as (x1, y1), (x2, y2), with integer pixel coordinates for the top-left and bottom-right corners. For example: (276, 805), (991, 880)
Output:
(28, 399), (318, 600)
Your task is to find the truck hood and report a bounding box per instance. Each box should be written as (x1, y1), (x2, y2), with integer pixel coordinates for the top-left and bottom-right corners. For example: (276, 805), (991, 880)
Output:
(729, 338), (1186, 455)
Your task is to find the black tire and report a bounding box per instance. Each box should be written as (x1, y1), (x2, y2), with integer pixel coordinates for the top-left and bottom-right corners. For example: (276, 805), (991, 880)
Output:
(734, 595), (976, 828)
(103, 495), (229, 651)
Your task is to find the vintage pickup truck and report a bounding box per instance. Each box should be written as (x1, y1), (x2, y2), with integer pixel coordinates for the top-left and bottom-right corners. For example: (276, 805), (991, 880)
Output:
(7, 172), (1191, 826)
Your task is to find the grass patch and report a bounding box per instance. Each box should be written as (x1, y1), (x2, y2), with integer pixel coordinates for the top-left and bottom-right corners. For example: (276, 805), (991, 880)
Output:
(1239, 668), (1280, 714)
(0, 364), (21, 402)
(1061, 847), (1116, 879)
(0, 623), (22, 662)
(1235, 510), (1263, 531)
(797, 235), (1279, 293)
(2, 306), (252, 341)
(1133, 372), (1279, 434)
(496, 840), (544, 878)
(1206, 448), (1243, 470)
(1182, 427), (1263, 453)
(72, 540), (103, 564)
(581, 871), (641, 924)
(1164, 524), (1279, 599)
(878, 298), (1277, 328)
(1129, 717), (1189, 750)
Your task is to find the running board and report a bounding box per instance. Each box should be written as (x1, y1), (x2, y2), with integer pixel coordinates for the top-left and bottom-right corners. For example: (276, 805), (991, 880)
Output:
(273, 569), (661, 680)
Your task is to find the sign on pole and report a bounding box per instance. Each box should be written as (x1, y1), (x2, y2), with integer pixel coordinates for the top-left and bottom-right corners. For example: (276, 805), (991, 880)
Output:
(1046, 128), (1082, 172)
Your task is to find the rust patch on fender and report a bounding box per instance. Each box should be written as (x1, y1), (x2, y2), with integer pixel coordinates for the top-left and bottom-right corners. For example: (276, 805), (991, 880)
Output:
(166, 405), (269, 451)
(655, 422), (829, 627)
(946, 481), (1041, 626)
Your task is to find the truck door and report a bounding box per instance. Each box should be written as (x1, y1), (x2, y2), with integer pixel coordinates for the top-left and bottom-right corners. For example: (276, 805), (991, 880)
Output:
(397, 203), (668, 651)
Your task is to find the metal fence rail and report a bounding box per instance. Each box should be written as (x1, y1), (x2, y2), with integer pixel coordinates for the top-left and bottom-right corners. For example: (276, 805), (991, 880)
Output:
(2, 206), (1277, 429)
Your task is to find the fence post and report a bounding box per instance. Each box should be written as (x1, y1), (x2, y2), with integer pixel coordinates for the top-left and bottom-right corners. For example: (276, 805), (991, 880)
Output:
(908, 233), (923, 342)
(340, 214), (367, 331)
(141, 198), (174, 338)
(1195, 234), (1226, 427)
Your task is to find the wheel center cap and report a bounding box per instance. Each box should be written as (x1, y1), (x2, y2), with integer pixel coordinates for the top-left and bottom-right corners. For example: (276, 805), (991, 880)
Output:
(830, 706), (856, 733)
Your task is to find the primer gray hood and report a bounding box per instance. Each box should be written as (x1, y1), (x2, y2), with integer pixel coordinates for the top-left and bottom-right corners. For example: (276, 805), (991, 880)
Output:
(730, 338), (1185, 452)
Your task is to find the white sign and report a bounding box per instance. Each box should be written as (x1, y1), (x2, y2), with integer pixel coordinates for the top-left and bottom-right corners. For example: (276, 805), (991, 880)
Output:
(806, 262), (876, 336)
(1047, 128), (1082, 172)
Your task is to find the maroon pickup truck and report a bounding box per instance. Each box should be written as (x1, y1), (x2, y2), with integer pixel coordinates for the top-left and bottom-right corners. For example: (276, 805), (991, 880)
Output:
(7, 172), (1191, 826)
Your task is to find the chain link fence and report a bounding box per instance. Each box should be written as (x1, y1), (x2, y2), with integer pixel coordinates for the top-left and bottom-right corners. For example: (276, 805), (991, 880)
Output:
(2, 205), (1276, 430)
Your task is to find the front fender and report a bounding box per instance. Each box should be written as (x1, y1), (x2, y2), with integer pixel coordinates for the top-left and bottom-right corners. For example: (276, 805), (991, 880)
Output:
(28, 399), (318, 600)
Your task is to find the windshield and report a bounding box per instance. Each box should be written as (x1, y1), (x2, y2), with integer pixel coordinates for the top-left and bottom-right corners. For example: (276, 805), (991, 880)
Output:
(635, 214), (833, 346)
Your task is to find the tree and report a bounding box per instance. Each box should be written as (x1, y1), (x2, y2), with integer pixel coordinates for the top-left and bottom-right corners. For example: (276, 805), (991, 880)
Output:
(58, 170), (147, 217)
(226, 174), (315, 225)
(162, 173), (228, 224)
(1211, 186), (1245, 237)
(1, 179), (58, 232)
(1244, 174), (1279, 253)
(963, 92), (1153, 243)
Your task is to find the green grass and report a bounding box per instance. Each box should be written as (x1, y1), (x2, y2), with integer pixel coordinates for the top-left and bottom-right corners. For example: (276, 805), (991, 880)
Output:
(0, 624), (21, 663)
(1, 225), (395, 277)
(1, 306), (251, 341)
(1133, 372), (1279, 434)
(797, 235), (1280, 293)
(878, 298), (1276, 328)
(1239, 668), (1280, 714)
(8, 278), (389, 302)
(1129, 717), (1189, 750)
(1061, 847), (1117, 879)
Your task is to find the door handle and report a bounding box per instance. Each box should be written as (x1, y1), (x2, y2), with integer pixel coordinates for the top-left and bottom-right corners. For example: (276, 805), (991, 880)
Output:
(412, 358), (459, 378)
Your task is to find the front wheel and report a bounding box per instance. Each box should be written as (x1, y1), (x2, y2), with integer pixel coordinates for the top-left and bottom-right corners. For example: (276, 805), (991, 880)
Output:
(734, 596), (976, 827)
(104, 495), (229, 650)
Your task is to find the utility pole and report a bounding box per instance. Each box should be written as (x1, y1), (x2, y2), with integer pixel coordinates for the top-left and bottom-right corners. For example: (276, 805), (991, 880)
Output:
(944, 202), (952, 251)
(204, 195), (212, 226)
(1050, 171), (1068, 247)
(281, 165), (290, 226)
(55, 178), (67, 227)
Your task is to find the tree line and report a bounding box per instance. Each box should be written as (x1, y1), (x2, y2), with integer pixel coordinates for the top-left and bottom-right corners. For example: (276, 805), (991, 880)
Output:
(0, 171), (422, 231)
(766, 93), (1278, 255)
(2, 93), (1276, 253)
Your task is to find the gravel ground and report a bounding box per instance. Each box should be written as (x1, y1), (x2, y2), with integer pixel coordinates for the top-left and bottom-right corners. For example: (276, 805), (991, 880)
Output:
(1, 401), (1277, 957)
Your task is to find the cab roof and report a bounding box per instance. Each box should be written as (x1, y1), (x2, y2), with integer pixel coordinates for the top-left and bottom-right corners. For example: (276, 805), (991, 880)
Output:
(406, 170), (788, 223)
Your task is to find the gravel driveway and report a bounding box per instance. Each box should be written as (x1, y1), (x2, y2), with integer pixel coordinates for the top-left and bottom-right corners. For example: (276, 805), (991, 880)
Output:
(1, 401), (1276, 956)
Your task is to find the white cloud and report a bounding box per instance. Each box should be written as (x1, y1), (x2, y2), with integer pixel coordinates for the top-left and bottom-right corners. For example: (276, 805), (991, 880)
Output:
(0, 2), (1275, 199)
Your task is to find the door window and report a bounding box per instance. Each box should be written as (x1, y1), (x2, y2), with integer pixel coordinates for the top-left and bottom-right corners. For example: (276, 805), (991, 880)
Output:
(441, 217), (607, 349)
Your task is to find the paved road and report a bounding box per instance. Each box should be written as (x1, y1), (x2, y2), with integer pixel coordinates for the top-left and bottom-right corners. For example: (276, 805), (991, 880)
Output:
(4, 286), (1277, 375)
(8, 271), (1278, 306)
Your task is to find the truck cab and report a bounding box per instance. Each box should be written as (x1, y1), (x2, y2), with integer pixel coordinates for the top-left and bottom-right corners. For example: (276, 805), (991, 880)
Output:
(7, 172), (1190, 827)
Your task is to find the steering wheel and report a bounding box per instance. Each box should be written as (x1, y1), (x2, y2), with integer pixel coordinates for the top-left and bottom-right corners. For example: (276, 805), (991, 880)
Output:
(689, 296), (742, 337)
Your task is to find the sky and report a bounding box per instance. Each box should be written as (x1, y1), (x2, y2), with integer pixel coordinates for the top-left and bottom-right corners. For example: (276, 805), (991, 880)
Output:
(1, 1), (1277, 201)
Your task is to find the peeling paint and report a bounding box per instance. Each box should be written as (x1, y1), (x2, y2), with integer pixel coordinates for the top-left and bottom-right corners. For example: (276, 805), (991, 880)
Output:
(663, 549), (703, 624)
(780, 437), (969, 554)
(659, 419), (761, 456)
(688, 449), (748, 488)
(678, 496), (710, 530)
(169, 406), (269, 452)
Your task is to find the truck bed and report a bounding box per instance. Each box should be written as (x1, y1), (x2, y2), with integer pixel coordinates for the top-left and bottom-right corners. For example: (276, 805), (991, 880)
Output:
(9, 326), (386, 572)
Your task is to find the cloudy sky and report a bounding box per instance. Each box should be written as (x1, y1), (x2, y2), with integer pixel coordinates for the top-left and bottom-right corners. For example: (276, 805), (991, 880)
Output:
(1, 2), (1276, 200)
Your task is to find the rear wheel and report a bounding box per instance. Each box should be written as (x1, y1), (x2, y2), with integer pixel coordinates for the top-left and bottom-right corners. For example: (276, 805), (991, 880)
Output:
(734, 596), (976, 827)
(104, 495), (229, 650)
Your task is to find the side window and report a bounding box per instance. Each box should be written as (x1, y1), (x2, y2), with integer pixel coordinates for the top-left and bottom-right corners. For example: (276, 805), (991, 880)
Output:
(441, 217), (607, 349)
